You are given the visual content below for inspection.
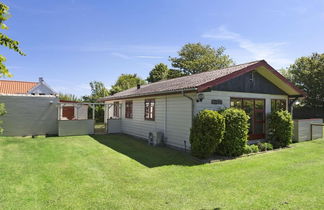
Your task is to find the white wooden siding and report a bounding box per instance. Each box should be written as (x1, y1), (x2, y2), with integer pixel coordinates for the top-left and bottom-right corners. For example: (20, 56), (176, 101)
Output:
(105, 94), (192, 149)
(104, 91), (289, 150)
(165, 95), (192, 148)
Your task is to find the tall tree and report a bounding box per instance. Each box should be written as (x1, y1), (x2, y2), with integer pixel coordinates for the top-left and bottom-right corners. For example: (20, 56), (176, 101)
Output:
(83, 81), (109, 102)
(82, 81), (109, 122)
(167, 69), (186, 79)
(279, 68), (293, 82)
(147, 63), (169, 83)
(287, 53), (324, 108)
(110, 74), (146, 95)
(0, 3), (25, 77)
(169, 43), (234, 75)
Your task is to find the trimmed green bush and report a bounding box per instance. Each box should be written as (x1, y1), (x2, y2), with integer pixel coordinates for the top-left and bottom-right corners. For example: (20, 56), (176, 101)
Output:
(0, 103), (6, 134)
(217, 108), (250, 157)
(190, 110), (225, 158)
(257, 142), (273, 151)
(243, 144), (259, 154)
(268, 110), (293, 148)
(243, 145), (252, 154)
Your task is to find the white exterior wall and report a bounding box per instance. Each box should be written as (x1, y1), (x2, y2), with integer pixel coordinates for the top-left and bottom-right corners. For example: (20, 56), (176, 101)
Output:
(105, 94), (193, 149)
(104, 91), (289, 150)
(293, 119), (323, 142)
(194, 91), (288, 115)
(74, 105), (88, 120)
(58, 120), (94, 136)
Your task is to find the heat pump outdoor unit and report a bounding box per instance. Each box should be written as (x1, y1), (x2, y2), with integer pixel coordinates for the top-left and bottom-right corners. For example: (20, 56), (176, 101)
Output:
(148, 132), (164, 146)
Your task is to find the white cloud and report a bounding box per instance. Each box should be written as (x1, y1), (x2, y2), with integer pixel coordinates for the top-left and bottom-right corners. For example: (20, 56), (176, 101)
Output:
(202, 26), (292, 68)
(110, 52), (131, 60)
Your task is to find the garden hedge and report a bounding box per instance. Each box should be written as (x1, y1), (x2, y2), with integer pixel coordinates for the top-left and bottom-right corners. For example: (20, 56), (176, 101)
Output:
(189, 110), (225, 158)
(268, 110), (293, 148)
(217, 108), (250, 157)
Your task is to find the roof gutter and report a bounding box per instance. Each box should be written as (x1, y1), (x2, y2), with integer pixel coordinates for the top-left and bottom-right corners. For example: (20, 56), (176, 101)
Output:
(99, 87), (198, 102)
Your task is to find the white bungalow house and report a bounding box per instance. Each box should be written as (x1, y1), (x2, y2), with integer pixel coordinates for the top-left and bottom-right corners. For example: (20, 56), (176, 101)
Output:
(100, 60), (305, 150)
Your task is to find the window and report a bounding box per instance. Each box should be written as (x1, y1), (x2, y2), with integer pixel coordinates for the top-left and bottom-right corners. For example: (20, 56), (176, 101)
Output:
(125, 100), (133, 118)
(144, 99), (155, 120)
(230, 97), (266, 139)
(271, 99), (286, 112)
(113, 102), (119, 118)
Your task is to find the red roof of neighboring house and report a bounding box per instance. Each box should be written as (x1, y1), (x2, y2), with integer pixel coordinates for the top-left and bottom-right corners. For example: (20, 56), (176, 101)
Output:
(99, 60), (306, 101)
(0, 80), (38, 94)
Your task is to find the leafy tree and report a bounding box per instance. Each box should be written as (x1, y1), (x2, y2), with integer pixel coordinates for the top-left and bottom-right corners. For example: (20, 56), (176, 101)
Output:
(169, 43), (234, 75)
(279, 68), (293, 82)
(82, 81), (110, 102)
(287, 53), (324, 108)
(59, 93), (81, 102)
(0, 3), (25, 134)
(167, 69), (186, 79)
(82, 81), (109, 122)
(110, 74), (146, 95)
(147, 63), (169, 83)
(0, 3), (25, 77)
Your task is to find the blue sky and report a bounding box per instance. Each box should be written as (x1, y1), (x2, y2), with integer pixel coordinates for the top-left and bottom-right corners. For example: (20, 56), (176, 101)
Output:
(1, 0), (324, 96)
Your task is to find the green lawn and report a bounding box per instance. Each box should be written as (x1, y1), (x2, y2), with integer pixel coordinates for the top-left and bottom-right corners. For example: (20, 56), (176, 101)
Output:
(1, 135), (324, 209)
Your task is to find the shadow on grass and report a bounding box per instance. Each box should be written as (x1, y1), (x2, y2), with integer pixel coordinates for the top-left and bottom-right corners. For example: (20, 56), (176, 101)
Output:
(90, 134), (201, 168)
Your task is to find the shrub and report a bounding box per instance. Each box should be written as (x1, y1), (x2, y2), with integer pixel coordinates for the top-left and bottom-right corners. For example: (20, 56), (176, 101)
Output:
(0, 103), (6, 134)
(189, 110), (225, 158)
(257, 142), (273, 151)
(217, 108), (250, 157)
(243, 144), (259, 154)
(268, 110), (293, 148)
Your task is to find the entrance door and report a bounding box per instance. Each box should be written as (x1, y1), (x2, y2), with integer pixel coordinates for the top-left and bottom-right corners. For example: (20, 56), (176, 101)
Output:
(230, 98), (265, 140)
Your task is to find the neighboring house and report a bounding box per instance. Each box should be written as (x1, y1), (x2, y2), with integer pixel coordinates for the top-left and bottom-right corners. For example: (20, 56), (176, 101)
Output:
(59, 100), (89, 120)
(0, 77), (56, 95)
(0, 77), (58, 136)
(100, 60), (305, 149)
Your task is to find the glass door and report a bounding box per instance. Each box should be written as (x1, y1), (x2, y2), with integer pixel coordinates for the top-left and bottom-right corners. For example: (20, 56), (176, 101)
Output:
(252, 99), (265, 139)
(242, 99), (254, 135)
(230, 98), (265, 140)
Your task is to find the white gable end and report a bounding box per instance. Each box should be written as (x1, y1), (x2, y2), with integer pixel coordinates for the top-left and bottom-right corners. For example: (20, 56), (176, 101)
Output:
(28, 82), (56, 95)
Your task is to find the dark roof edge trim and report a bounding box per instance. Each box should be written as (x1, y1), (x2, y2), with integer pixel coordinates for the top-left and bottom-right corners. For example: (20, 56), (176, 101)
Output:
(99, 88), (197, 102)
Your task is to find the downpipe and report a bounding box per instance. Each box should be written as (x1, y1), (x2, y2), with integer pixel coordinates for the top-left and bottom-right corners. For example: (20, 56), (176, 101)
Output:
(182, 89), (195, 151)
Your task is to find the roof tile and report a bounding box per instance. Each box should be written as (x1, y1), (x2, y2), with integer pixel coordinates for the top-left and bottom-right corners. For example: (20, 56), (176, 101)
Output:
(0, 80), (38, 94)
(100, 60), (262, 101)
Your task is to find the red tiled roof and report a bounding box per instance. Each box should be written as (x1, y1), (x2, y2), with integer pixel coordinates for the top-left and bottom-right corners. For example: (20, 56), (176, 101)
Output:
(99, 60), (305, 101)
(0, 80), (38, 94)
